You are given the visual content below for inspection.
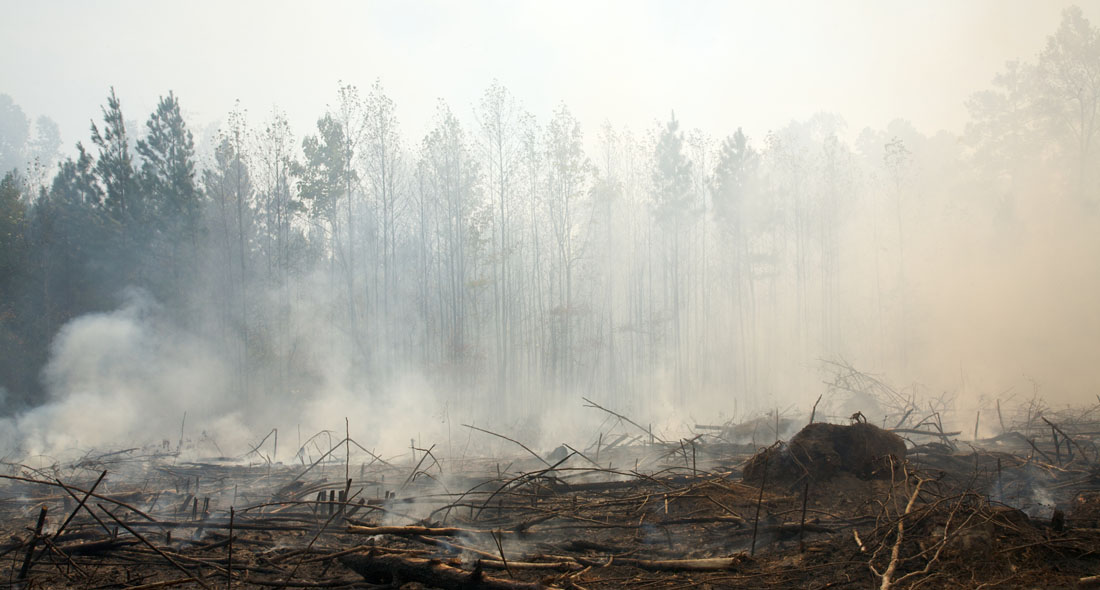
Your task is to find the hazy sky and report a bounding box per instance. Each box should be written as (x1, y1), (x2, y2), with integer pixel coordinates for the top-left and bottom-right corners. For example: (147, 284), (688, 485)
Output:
(3, 0), (1098, 152)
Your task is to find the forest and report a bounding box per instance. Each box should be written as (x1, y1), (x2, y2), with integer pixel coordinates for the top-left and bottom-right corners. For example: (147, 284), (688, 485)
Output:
(0, 6), (1098, 458)
(3, 5), (1100, 590)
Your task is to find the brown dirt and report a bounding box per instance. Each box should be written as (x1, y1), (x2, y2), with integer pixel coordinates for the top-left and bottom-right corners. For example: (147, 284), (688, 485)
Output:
(0, 424), (1097, 589)
(743, 421), (907, 485)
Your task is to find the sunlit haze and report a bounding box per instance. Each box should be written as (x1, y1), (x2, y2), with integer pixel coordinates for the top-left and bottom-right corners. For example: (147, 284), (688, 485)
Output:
(1, 0), (1099, 460)
(3, 1), (1093, 147)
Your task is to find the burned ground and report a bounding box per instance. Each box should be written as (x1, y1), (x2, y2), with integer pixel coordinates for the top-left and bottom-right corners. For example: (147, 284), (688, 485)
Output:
(2, 401), (1100, 590)
(742, 422), (907, 484)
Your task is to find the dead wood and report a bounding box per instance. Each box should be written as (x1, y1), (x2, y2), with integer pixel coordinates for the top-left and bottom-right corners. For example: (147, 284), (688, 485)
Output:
(598, 555), (747, 571)
(1081, 574), (1100, 588)
(99, 504), (214, 590)
(582, 397), (668, 444)
(6, 392), (1100, 590)
(346, 524), (517, 537)
(339, 551), (561, 589)
(0, 473), (160, 523)
(55, 536), (138, 555)
(17, 505), (47, 580)
(464, 424), (554, 468)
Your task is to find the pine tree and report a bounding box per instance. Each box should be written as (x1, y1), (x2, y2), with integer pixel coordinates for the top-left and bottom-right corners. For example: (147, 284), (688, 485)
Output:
(543, 103), (588, 392)
(90, 87), (138, 224)
(137, 91), (200, 238)
(137, 92), (202, 296)
(203, 126), (255, 397)
(0, 171), (28, 403)
(651, 112), (695, 399)
(652, 113), (694, 228)
(0, 171), (26, 299)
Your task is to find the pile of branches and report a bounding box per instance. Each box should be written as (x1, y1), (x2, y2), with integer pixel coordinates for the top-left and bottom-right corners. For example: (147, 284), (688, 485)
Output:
(4, 392), (1100, 589)
(845, 461), (1100, 589)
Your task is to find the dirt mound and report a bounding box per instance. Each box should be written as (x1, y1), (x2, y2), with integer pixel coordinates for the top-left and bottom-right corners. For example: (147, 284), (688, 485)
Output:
(743, 421), (906, 483)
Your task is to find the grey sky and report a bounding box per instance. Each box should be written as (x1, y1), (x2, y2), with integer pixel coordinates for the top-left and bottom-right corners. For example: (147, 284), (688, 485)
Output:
(3, 0), (1096, 152)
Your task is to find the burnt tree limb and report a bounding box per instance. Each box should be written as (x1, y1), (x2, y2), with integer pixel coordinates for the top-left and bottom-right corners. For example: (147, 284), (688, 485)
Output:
(340, 551), (560, 589)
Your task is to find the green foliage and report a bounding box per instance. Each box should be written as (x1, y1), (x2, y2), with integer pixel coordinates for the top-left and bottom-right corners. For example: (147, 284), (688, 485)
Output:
(296, 113), (351, 222)
(651, 112), (695, 228)
(1, 10), (1095, 418)
(545, 103), (587, 204)
(711, 128), (756, 228)
(134, 92), (203, 301)
(0, 170), (26, 288)
(90, 87), (138, 223)
(203, 133), (255, 255)
(419, 100), (480, 248)
(0, 171), (29, 404)
(137, 91), (201, 232)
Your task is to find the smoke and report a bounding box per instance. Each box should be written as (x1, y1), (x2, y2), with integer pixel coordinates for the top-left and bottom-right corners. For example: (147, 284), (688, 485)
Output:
(7, 290), (240, 459)
(894, 161), (1100, 418)
(8, 183), (1097, 464)
(2, 287), (436, 462)
(5, 7), (1100, 465)
(0, 281), (607, 465)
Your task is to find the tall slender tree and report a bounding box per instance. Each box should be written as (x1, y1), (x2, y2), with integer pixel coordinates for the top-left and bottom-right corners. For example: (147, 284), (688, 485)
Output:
(91, 87), (138, 224)
(476, 81), (522, 397)
(651, 112), (695, 398)
(543, 104), (588, 393)
(137, 91), (201, 298)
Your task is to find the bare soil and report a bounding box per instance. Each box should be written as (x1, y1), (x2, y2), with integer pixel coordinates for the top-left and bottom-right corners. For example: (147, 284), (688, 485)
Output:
(2, 419), (1099, 589)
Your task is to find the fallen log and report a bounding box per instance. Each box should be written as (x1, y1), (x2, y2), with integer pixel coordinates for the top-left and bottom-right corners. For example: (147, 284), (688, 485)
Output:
(601, 555), (746, 571)
(340, 551), (559, 589)
(58, 537), (138, 555)
(346, 524), (516, 537)
(477, 558), (581, 571)
(889, 428), (962, 437)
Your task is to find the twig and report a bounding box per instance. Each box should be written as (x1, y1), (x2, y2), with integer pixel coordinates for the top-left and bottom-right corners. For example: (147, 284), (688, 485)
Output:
(0, 474), (160, 523)
(17, 505), (47, 580)
(401, 444), (437, 491)
(28, 470), (109, 571)
(1042, 417), (1092, 464)
(345, 418), (350, 496)
(582, 397), (668, 444)
(463, 424), (552, 468)
(876, 472), (925, 590)
(280, 489), (362, 587)
(492, 529), (512, 578)
(347, 525), (516, 537)
(51, 471), (108, 540)
(227, 507), (234, 590)
(1024, 437), (1056, 465)
(291, 437), (390, 483)
(751, 453), (769, 556)
(241, 428), (277, 461)
(799, 480), (810, 553)
(98, 504), (212, 590)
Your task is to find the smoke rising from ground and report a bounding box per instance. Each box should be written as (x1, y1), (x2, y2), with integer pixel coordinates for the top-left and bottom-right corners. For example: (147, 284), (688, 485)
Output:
(2, 5), (1099, 464)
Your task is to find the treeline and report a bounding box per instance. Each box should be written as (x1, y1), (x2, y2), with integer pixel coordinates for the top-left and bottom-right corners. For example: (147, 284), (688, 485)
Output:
(0, 7), (1097, 418)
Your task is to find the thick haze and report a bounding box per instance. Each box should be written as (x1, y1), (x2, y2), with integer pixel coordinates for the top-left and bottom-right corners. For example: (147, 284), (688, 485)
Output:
(2, 0), (1093, 147)
(2, 1), (1100, 462)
